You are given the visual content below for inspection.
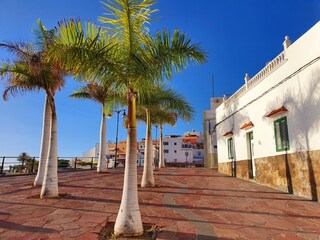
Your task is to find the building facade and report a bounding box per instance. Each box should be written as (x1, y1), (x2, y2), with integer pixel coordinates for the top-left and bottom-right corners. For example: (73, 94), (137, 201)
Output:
(163, 131), (204, 164)
(215, 22), (320, 201)
(203, 98), (223, 168)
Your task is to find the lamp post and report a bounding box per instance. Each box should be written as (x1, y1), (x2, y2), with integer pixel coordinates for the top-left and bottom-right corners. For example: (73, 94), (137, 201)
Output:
(155, 125), (159, 168)
(110, 109), (126, 169)
(185, 151), (189, 168)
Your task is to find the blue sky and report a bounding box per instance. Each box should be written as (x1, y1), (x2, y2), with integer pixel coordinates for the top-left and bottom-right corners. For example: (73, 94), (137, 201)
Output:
(0, 0), (319, 157)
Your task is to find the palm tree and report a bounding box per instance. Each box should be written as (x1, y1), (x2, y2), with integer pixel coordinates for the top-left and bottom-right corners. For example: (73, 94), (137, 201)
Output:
(49, 0), (206, 235)
(70, 82), (121, 173)
(1, 20), (65, 198)
(137, 87), (194, 187)
(17, 152), (31, 166)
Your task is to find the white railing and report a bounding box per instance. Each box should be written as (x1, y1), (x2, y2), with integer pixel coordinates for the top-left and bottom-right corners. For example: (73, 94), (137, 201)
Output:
(224, 51), (287, 108)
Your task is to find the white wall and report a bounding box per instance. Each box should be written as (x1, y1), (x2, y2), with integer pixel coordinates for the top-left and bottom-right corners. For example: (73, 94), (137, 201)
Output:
(216, 21), (320, 163)
(82, 143), (109, 159)
(163, 137), (194, 163)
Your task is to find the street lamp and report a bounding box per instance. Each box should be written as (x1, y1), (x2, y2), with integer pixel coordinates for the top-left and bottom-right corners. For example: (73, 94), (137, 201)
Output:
(155, 125), (159, 168)
(109, 109), (126, 169)
(185, 151), (189, 168)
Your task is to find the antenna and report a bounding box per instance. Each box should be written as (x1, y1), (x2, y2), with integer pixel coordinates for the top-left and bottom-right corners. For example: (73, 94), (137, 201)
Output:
(212, 74), (215, 98)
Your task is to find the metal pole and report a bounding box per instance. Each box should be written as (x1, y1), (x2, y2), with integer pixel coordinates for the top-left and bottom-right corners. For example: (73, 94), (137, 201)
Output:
(155, 125), (158, 168)
(114, 111), (120, 169)
(91, 157), (93, 169)
(74, 157), (77, 170)
(31, 157), (35, 173)
(1, 157), (5, 174)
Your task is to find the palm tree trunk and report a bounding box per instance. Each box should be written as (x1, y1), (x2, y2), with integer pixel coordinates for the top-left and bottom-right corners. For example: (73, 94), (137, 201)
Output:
(114, 90), (143, 236)
(97, 105), (107, 173)
(34, 96), (50, 186)
(141, 109), (155, 187)
(159, 123), (165, 168)
(40, 96), (59, 198)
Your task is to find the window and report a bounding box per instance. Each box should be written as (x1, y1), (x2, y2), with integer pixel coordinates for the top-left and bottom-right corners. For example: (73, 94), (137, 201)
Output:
(163, 142), (169, 145)
(174, 142), (177, 145)
(274, 116), (290, 152)
(174, 150), (177, 153)
(227, 138), (233, 159)
(164, 149), (169, 153)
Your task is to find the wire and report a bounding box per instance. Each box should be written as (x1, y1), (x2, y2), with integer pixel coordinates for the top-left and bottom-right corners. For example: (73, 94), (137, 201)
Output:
(215, 56), (320, 128)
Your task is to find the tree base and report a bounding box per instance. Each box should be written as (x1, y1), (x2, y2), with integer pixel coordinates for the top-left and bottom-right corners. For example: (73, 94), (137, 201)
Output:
(99, 221), (157, 239)
(138, 184), (160, 188)
(27, 192), (68, 199)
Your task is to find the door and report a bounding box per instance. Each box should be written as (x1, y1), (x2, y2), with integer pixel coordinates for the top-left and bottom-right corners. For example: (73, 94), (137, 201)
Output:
(249, 132), (256, 178)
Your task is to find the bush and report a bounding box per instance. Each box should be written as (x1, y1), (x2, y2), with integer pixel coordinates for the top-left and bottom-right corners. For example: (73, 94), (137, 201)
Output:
(58, 159), (70, 168)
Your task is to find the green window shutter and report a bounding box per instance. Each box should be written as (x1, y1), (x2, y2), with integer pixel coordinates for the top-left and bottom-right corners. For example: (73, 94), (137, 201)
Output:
(274, 116), (290, 152)
(227, 138), (233, 159)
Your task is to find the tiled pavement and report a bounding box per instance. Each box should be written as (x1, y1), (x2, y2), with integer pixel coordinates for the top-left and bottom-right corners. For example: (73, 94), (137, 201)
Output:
(0, 168), (320, 239)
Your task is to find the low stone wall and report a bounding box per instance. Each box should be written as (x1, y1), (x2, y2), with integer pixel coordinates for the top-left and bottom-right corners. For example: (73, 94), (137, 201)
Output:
(218, 161), (232, 176)
(218, 159), (252, 180)
(236, 159), (251, 180)
(255, 150), (320, 201)
(218, 150), (320, 202)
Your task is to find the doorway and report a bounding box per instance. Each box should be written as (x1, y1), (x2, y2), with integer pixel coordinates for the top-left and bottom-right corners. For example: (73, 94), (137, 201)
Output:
(248, 132), (256, 178)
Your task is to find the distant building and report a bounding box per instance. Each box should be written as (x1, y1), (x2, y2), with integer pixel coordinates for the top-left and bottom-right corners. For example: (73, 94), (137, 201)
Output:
(162, 131), (204, 163)
(203, 98), (223, 168)
(83, 130), (205, 166)
(214, 22), (320, 201)
(108, 140), (127, 165)
(138, 139), (159, 166)
(82, 143), (102, 160)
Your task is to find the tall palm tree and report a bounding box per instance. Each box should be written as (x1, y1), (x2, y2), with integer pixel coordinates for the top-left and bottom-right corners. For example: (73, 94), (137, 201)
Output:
(0, 20), (65, 198)
(70, 82), (121, 173)
(48, 0), (206, 235)
(137, 87), (194, 187)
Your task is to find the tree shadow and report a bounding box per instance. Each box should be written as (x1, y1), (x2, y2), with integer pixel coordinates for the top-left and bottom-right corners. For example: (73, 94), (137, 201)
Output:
(0, 220), (57, 233)
(266, 69), (320, 201)
(216, 97), (252, 179)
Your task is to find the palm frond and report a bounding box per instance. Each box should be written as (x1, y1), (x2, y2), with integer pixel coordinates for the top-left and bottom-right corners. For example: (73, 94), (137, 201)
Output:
(147, 29), (208, 80)
(0, 42), (35, 61)
(49, 19), (121, 80)
(33, 19), (56, 52)
(99, 0), (157, 48)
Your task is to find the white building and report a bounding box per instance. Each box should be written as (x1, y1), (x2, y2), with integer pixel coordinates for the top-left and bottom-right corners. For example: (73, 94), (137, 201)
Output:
(215, 22), (320, 201)
(163, 131), (204, 164)
(203, 97), (223, 168)
(83, 143), (101, 160)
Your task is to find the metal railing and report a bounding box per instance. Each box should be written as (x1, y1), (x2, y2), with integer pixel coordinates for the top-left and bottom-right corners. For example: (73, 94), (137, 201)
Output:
(0, 156), (99, 176)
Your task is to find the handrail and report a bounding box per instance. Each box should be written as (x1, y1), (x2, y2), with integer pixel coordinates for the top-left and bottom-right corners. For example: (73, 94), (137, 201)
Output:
(0, 156), (98, 175)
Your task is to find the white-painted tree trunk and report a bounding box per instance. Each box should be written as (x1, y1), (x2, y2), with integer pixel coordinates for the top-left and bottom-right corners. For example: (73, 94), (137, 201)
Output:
(97, 106), (107, 173)
(114, 91), (143, 236)
(141, 109), (155, 187)
(34, 96), (50, 186)
(40, 97), (59, 198)
(159, 123), (165, 168)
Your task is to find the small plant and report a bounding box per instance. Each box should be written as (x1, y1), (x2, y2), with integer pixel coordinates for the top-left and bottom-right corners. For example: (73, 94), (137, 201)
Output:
(58, 159), (70, 168)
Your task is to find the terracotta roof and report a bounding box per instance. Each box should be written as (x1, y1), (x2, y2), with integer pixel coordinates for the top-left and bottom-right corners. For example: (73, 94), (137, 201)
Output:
(182, 136), (197, 144)
(265, 106), (288, 117)
(223, 131), (233, 137)
(240, 121), (254, 130)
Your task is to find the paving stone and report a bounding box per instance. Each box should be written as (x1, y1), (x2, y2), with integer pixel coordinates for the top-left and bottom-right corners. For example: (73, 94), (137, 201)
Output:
(0, 168), (320, 239)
